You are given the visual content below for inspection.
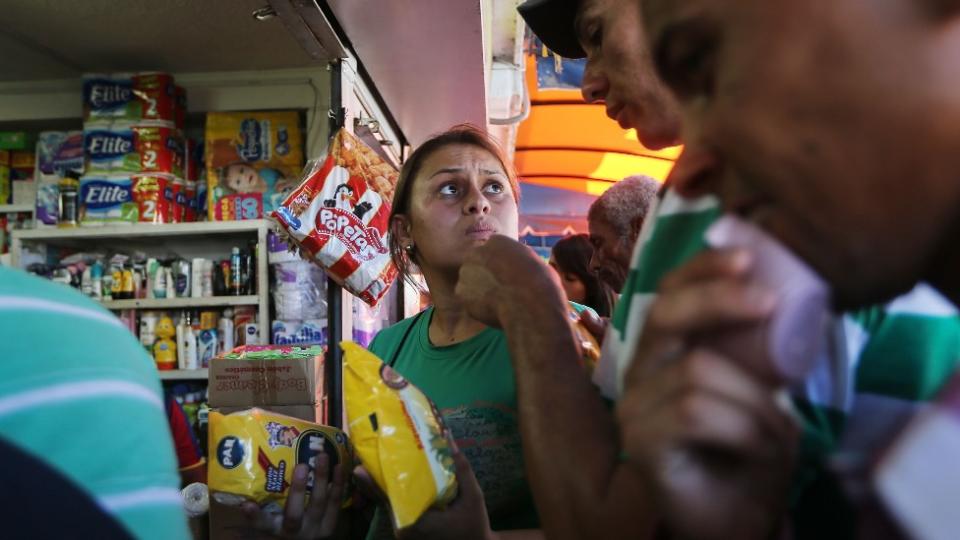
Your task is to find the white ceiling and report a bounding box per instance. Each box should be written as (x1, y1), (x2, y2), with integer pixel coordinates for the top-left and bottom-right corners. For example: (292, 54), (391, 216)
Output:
(326, 0), (489, 147)
(0, 0), (324, 80)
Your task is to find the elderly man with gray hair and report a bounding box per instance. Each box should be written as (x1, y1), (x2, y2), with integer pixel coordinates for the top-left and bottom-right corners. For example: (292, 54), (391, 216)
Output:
(586, 174), (660, 292)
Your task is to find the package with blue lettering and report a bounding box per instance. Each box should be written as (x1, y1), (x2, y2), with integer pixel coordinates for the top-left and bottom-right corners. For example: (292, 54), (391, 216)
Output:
(205, 111), (304, 221)
(79, 175), (137, 225)
(84, 121), (183, 176)
(271, 319), (327, 346)
(83, 73), (176, 123)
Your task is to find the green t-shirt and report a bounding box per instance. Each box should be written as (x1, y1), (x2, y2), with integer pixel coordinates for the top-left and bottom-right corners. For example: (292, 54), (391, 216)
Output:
(365, 306), (540, 536)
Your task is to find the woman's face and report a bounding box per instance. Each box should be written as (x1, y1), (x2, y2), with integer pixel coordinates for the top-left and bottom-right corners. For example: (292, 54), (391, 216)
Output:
(402, 144), (518, 276)
(549, 255), (587, 304)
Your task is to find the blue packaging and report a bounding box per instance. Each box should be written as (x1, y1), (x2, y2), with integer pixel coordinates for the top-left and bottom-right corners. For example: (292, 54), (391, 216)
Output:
(271, 319), (327, 346)
(35, 131), (84, 227)
(197, 329), (218, 368)
(79, 175), (136, 225)
(84, 124), (134, 172)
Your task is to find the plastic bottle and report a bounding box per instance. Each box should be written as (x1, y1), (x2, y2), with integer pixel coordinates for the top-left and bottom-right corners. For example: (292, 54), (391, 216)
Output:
(153, 314), (178, 371)
(153, 263), (167, 299)
(140, 311), (159, 352)
(90, 261), (103, 301)
(57, 173), (80, 228)
(121, 265), (135, 300)
(183, 315), (199, 370)
(176, 313), (186, 370)
(110, 266), (123, 299)
(191, 258), (205, 299)
(218, 308), (235, 353)
(202, 259), (214, 297)
(145, 258), (159, 299)
(164, 267), (176, 299)
(80, 266), (93, 297)
(230, 247), (242, 295)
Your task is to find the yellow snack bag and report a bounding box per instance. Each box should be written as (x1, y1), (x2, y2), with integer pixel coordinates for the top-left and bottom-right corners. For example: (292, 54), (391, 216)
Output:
(208, 408), (352, 508)
(342, 341), (458, 530)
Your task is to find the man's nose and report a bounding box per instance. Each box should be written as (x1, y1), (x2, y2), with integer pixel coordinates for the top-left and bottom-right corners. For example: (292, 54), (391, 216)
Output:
(581, 63), (609, 104)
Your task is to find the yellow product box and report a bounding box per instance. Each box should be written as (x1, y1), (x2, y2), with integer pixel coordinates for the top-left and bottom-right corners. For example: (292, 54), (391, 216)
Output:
(342, 341), (458, 530)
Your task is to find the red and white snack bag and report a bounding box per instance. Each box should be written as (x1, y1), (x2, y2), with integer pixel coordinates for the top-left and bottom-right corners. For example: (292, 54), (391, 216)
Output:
(272, 129), (398, 307)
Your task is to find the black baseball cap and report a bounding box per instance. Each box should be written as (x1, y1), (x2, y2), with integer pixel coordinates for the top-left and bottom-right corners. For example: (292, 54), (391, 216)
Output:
(517, 0), (586, 59)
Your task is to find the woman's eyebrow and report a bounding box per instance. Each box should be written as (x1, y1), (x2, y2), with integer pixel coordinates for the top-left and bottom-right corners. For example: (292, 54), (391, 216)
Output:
(428, 167), (464, 179)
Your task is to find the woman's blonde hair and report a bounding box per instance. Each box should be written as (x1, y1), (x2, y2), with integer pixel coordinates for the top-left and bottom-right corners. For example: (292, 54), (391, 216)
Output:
(389, 124), (520, 284)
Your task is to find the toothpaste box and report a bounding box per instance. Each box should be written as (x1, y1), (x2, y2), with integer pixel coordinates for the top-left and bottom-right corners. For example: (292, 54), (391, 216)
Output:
(271, 319), (327, 347)
(79, 175), (136, 225)
(84, 122), (183, 177)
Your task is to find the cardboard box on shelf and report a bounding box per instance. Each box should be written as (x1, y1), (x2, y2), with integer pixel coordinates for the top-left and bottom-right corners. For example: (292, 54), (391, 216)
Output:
(213, 404), (323, 424)
(208, 346), (325, 409)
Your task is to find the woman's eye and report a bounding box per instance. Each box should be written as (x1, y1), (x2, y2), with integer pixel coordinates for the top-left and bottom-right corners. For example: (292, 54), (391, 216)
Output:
(439, 183), (459, 196)
(485, 182), (505, 195)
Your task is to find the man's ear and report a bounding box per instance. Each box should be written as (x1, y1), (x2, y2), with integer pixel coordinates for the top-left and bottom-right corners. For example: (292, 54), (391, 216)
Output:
(629, 215), (645, 246)
(392, 214), (413, 248)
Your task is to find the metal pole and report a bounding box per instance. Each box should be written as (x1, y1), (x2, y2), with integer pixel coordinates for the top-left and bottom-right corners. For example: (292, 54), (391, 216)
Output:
(325, 58), (346, 428)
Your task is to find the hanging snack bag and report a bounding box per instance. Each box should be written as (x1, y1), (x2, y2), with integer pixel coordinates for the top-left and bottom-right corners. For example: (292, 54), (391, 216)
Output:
(272, 129), (398, 307)
(205, 111), (304, 221)
(208, 407), (353, 509)
(342, 341), (458, 530)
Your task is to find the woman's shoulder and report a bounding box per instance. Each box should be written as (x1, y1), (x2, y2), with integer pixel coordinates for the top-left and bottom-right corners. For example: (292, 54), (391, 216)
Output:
(368, 308), (431, 356)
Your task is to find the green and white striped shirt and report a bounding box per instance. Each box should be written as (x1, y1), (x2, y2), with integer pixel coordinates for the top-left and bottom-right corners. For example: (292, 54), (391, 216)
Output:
(0, 267), (189, 539)
(596, 191), (960, 461)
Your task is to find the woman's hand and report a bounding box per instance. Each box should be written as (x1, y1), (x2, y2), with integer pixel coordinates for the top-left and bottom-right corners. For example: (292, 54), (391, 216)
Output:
(456, 235), (565, 329)
(396, 444), (495, 540)
(241, 453), (346, 539)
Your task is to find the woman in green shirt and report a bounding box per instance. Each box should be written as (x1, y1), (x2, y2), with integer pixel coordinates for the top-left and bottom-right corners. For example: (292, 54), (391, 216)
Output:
(361, 124), (546, 539)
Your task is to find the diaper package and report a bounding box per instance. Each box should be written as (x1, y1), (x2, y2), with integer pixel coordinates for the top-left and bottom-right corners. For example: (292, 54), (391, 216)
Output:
(272, 129), (398, 307)
(205, 111), (304, 220)
(342, 341), (457, 530)
(208, 408), (352, 508)
(79, 175), (137, 225)
(83, 72), (176, 123)
(35, 131), (84, 227)
(84, 121), (184, 177)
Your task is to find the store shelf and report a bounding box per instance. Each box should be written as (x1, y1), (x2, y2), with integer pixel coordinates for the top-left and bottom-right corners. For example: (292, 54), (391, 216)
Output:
(0, 204), (33, 213)
(102, 295), (259, 310)
(158, 369), (209, 381)
(13, 219), (271, 242)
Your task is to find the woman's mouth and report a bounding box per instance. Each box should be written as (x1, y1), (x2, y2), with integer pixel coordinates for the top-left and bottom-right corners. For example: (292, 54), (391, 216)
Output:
(466, 223), (496, 240)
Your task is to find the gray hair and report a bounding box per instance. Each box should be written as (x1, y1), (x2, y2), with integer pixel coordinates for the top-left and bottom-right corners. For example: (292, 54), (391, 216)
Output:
(588, 175), (661, 241)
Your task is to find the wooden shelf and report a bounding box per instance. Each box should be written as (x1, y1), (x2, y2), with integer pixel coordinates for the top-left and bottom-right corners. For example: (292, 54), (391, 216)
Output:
(13, 219), (271, 242)
(0, 204), (33, 213)
(102, 295), (259, 310)
(158, 369), (209, 381)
